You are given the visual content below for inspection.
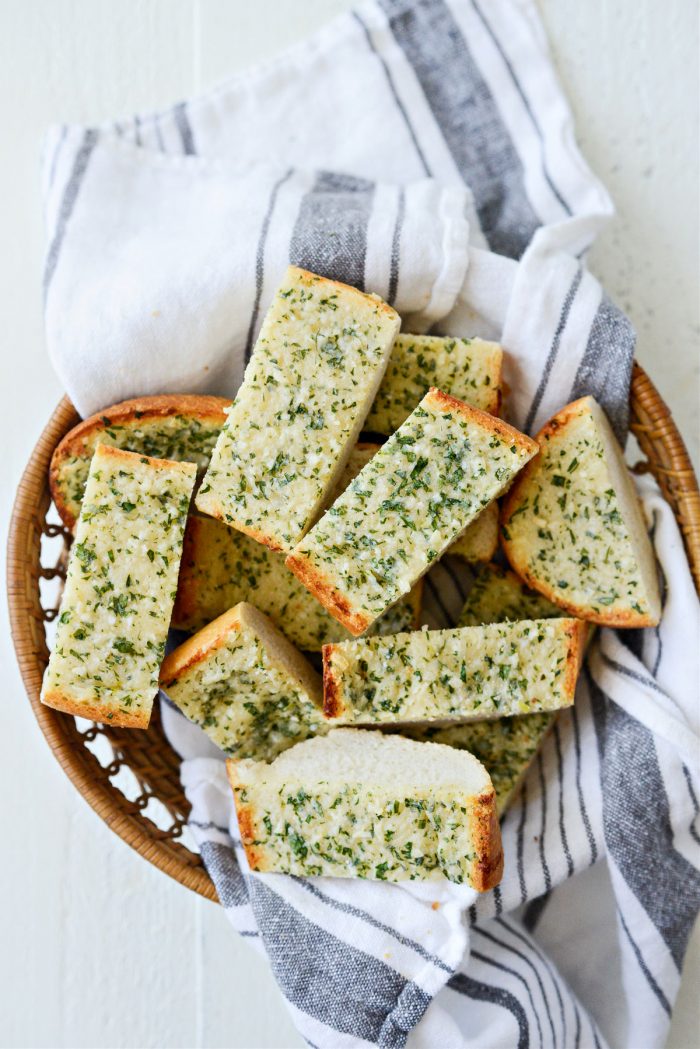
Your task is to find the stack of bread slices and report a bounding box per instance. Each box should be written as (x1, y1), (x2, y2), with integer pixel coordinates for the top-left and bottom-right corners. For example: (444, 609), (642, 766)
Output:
(43, 266), (659, 891)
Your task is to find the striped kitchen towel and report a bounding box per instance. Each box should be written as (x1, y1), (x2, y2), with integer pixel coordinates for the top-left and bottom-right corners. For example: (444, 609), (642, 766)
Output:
(41, 0), (700, 1047)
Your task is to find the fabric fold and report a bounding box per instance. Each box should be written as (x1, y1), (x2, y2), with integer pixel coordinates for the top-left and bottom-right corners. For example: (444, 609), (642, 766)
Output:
(43, 132), (472, 417)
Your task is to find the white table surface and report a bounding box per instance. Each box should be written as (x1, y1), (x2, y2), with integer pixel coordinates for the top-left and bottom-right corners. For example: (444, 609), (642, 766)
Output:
(1, 2), (698, 1047)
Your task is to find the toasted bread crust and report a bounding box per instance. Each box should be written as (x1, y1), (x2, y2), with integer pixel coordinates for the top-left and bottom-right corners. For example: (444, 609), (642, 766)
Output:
(159, 606), (243, 686)
(171, 515), (201, 628)
(448, 502), (500, 564)
(489, 352), (504, 418)
(226, 758), (503, 887)
(41, 689), (151, 728)
(226, 760), (268, 871)
(407, 578), (424, 629)
(285, 551), (372, 636)
(51, 394), (230, 529)
(290, 266), (400, 323)
(423, 387), (538, 458)
(322, 645), (344, 718)
(237, 806), (267, 871)
(562, 618), (588, 700)
(501, 398), (658, 628)
(472, 790), (504, 890)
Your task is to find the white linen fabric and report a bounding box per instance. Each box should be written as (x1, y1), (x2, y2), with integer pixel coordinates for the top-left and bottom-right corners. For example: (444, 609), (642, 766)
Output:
(41, 1), (700, 1047)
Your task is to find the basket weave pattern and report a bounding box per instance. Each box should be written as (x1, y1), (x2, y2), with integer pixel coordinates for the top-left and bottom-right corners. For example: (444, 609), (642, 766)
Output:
(6, 365), (700, 902)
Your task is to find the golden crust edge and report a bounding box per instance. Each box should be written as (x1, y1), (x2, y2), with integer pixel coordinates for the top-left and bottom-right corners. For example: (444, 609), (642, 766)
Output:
(92, 443), (198, 474)
(193, 499), (286, 553)
(506, 556), (660, 627)
(226, 760), (270, 872)
(448, 502), (500, 563)
(423, 387), (538, 458)
(287, 266), (400, 324)
(50, 394), (230, 529)
(41, 689), (152, 728)
(471, 789), (504, 891)
(159, 605), (244, 686)
(561, 617), (588, 702)
(171, 515), (202, 630)
(321, 645), (346, 719)
(285, 551), (372, 637)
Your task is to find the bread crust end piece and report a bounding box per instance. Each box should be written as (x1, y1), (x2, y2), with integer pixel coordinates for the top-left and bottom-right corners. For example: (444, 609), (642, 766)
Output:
(562, 618), (589, 702)
(288, 265), (400, 324)
(41, 689), (151, 729)
(472, 790), (504, 891)
(424, 387), (538, 459)
(226, 760), (269, 872)
(322, 645), (345, 718)
(159, 606), (243, 687)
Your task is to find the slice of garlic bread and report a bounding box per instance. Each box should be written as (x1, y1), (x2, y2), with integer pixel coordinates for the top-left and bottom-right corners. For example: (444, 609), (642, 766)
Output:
(501, 396), (661, 626)
(160, 602), (326, 761)
(174, 442), (422, 646)
(287, 389), (537, 635)
(50, 394), (229, 530)
(459, 562), (564, 627)
(196, 266), (400, 552)
(41, 445), (196, 727)
(173, 515), (421, 647)
(227, 729), (503, 889)
(447, 502), (499, 563)
(323, 617), (586, 724)
(400, 564), (564, 814)
(365, 334), (502, 435)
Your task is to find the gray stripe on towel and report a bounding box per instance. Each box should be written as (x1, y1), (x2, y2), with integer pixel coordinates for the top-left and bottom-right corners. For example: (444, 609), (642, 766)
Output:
(449, 971), (529, 1049)
(44, 128), (98, 294)
(249, 878), (428, 1046)
(173, 101), (196, 155)
(587, 666), (700, 969)
(378, 0), (539, 258)
(289, 170), (374, 289)
(570, 293), (636, 442)
(244, 167), (295, 362)
(470, 0), (572, 217)
(200, 840), (249, 908)
(475, 925), (557, 1045)
(352, 10), (431, 178)
(524, 265), (582, 433)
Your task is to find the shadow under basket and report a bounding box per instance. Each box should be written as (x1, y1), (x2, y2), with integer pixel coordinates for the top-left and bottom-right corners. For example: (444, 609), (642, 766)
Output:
(7, 364), (700, 902)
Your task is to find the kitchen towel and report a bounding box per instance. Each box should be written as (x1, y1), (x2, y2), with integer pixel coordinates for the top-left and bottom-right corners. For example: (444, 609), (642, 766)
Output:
(40, 1), (700, 1047)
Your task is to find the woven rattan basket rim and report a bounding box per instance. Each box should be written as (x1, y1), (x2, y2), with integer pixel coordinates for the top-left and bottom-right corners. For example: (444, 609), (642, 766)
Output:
(7, 364), (700, 901)
(7, 397), (217, 901)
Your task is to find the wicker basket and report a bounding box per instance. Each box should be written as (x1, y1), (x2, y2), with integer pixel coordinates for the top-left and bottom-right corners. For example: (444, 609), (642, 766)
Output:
(7, 364), (700, 902)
